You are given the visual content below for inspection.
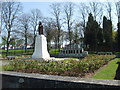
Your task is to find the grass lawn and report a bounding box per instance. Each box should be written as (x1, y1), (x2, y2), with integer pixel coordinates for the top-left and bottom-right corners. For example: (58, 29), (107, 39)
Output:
(49, 49), (62, 55)
(2, 49), (33, 56)
(1, 48), (61, 57)
(91, 58), (120, 80)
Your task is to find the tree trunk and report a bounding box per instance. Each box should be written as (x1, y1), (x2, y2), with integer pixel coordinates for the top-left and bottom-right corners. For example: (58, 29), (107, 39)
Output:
(6, 31), (10, 56)
(57, 26), (60, 52)
(56, 19), (61, 52)
(33, 28), (36, 52)
(68, 20), (71, 48)
(25, 30), (27, 53)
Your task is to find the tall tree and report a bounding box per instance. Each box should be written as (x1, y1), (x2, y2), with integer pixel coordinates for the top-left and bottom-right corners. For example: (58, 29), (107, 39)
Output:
(106, 2), (112, 21)
(74, 23), (84, 42)
(115, 1), (120, 51)
(88, 2), (103, 24)
(50, 3), (62, 51)
(2, 1), (22, 56)
(115, 1), (120, 23)
(78, 3), (88, 32)
(18, 13), (30, 52)
(85, 13), (100, 51)
(30, 9), (42, 50)
(117, 22), (120, 51)
(43, 18), (56, 51)
(64, 2), (74, 47)
(103, 16), (112, 51)
(85, 13), (95, 51)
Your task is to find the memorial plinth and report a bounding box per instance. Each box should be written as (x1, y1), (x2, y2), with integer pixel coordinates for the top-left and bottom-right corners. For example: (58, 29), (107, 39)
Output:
(32, 35), (50, 61)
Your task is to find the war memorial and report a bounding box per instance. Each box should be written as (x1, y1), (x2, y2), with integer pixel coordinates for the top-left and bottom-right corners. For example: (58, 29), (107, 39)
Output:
(1, 1), (120, 89)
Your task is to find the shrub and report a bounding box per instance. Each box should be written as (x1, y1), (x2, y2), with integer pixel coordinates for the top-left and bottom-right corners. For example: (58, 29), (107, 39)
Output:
(3, 54), (115, 77)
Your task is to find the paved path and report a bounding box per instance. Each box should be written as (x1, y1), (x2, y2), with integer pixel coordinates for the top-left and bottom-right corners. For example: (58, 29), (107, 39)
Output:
(22, 57), (80, 61)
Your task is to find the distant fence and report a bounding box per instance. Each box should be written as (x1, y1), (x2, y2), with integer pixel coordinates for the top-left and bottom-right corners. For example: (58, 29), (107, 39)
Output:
(1, 71), (120, 88)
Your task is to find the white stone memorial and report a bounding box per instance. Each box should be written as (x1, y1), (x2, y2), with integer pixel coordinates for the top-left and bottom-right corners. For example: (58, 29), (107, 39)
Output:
(32, 35), (50, 61)
(32, 22), (50, 61)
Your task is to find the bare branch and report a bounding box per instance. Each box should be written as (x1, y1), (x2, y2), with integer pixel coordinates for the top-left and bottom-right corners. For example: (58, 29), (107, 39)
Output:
(63, 2), (75, 45)
(2, 1), (22, 55)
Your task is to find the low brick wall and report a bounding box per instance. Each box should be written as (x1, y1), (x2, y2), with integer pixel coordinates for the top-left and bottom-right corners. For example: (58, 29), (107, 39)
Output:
(1, 71), (120, 88)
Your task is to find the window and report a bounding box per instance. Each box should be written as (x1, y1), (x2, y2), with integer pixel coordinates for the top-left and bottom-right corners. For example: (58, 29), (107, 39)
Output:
(77, 50), (78, 53)
(74, 50), (75, 53)
(80, 50), (82, 53)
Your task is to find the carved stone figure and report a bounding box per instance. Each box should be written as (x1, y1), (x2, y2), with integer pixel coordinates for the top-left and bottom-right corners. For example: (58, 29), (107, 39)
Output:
(32, 21), (50, 60)
(38, 22), (43, 35)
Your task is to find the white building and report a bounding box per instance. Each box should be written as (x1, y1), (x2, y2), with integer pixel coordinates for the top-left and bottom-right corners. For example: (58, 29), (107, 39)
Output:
(59, 41), (88, 58)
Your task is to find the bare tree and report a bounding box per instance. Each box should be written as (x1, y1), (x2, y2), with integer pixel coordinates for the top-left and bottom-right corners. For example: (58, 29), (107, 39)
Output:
(78, 3), (88, 33)
(106, 2), (112, 21)
(88, 2), (103, 24)
(63, 2), (74, 46)
(74, 22), (84, 39)
(1, 36), (7, 50)
(18, 13), (30, 52)
(30, 9), (43, 50)
(115, 1), (120, 22)
(2, 1), (22, 56)
(43, 18), (56, 51)
(50, 3), (62, 51)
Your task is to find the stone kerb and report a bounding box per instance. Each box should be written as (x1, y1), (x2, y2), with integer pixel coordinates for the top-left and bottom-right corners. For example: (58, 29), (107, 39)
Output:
(1, 71), (120, 88)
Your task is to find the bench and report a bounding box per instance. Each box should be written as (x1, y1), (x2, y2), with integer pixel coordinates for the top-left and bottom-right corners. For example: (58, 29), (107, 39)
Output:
(7, 56), (16, 60)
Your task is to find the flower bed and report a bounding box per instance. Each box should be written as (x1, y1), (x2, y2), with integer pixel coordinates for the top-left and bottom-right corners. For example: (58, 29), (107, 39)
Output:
(3, 55), (115, 77)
